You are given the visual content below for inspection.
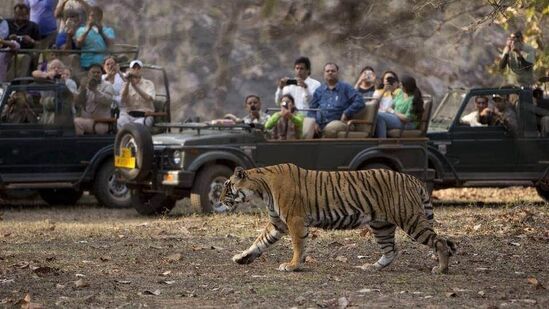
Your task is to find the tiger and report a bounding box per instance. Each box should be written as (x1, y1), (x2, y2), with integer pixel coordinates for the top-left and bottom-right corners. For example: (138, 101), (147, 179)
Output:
(219, 163), (456, 273)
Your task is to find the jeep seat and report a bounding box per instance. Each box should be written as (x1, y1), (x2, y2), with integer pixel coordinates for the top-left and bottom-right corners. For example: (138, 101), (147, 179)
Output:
(337, 100), (379, 138)
(387, 98), (432, 138)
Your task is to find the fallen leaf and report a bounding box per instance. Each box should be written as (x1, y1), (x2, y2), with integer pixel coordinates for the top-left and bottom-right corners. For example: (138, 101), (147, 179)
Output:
(32, 266), (57, 277)
(357, 288), (381, 293)
(359, 229), (371, 237)
(115, 280), (132, 285)
(509, 242), (521, 247)
(475, 267), (489, 272)
(445, 292), (457, 297)
(478, 290), (485, 296)
(295, 296), (306, 305)
(473, 224), (481, 231)
(310, 230), (321, 239)
(161, 271), (171, 276)
(335, 256), (348, 263)
(329, 241), (344, 247)
(338, 296), (349, 309)
(0, 279), (14, 285)
(75, 273), (86, 278)
(160, 280), (176, 285)
(143, 289), (161, 296)
(56, 284), (65, 289)
(14, 261), (30, 269)
(3, 232), (11, 237)
(74, 279), (88, 288)
(527, 277), (545, 289)
(166, 253), (182, 262)
(99, 256), (111, 262)
(210, 246), (224, 251)
(357, 255), (368, 259)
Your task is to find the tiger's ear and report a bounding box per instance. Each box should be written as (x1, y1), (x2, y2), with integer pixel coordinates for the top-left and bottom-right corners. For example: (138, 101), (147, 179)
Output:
(234, 167), (246, 180)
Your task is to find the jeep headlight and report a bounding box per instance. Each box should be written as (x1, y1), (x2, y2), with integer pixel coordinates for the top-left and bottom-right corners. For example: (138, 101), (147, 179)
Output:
(172, 150), (183, 166)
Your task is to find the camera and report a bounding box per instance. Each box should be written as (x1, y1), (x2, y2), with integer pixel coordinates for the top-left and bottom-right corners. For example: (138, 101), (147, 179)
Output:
(16, 35), (24, 42)
(286, 79), (298, 86)
(281, 101), (288, 109)
(53, 73), (62, 79)
(249, 105), (257, 112)
(379, 76), (397, 89)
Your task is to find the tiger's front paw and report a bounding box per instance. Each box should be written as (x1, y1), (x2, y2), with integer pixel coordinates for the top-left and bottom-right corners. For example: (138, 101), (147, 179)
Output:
(278, 262), (301, 272)
(232, 252), (258, 265)
(431, 265), (449, 274)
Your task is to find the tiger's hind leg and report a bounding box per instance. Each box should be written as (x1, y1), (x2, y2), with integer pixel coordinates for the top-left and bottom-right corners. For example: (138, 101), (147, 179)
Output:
(358, 222), (398, 271)
(400, 214), (457, 274)
(233, 221), (286, 265)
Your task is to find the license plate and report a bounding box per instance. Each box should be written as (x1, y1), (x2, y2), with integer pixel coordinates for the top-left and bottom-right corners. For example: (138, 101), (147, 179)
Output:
(114, 147), (136, 169)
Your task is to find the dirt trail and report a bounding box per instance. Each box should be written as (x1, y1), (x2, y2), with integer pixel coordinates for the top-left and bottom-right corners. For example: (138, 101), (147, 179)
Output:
(1, 189), (548, 308)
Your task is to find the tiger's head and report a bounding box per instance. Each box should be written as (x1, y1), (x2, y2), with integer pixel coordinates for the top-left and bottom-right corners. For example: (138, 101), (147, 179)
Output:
(218, 167), (259, 212)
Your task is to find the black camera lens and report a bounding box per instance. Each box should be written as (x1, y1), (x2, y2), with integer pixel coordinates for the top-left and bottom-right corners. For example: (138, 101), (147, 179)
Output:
(249, 105), (257, 111)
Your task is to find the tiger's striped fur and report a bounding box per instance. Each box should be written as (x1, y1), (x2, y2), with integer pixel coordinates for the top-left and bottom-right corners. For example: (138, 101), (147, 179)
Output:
(220, 163), (456, 273)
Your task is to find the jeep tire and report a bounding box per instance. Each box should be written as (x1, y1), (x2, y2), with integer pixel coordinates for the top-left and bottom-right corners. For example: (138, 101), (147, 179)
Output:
(536, 179), (549, 203)
(131, 189), (176, 215)
(94, 159), (131, 208)
(114, 123), (153, 181)
(39, 189), (83, 205)
(191, 164), (233, 213)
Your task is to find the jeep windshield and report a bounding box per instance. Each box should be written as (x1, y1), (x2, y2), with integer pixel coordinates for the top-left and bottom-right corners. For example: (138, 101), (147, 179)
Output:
(428, 89), (466, 132)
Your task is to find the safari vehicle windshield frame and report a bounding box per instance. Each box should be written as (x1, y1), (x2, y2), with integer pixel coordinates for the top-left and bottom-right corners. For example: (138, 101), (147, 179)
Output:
(428, 89), (466, 133)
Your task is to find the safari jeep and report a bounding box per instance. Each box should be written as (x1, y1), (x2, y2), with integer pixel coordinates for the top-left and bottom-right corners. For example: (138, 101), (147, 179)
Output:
(427, 86), (549, 202)
(0, 64), (170, 207)
(115, 96), (436, 215)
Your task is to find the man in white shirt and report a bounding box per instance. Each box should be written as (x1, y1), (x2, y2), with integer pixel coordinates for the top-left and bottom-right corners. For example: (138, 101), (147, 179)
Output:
(461, 95), (488, 127)
(117, 59), (156, 130)
(275, 56), (320, 138)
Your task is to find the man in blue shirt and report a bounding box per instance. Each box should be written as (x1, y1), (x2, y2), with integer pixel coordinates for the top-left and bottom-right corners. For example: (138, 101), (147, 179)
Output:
(308, 63), (364, 138)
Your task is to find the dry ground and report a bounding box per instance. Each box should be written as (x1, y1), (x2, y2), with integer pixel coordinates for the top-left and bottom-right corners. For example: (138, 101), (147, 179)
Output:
(0, 188), (548, 308)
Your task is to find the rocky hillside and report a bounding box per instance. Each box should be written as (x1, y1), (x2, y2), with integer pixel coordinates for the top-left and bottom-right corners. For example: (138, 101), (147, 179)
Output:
(3, 0), (546, 121)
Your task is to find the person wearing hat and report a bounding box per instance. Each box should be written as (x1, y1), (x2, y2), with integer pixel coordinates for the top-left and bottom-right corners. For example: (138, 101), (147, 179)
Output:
(117, 59), (156, 130)
(479, 94), (518, 135)
(499, 30), (536, 86)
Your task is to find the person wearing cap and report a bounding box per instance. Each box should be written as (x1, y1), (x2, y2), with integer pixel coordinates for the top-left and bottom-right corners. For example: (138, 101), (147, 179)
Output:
(75, 6), (114, 70)
(73, 63), (114, 135)
(117, 59), (156, 130)
(499, 30), (536, 86)
(479, 94), (518, 135)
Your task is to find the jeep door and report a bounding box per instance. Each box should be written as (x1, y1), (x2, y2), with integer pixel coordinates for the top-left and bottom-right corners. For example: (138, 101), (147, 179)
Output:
(253, 140), (319, 169)
(444, 90), (519, 179)
(0, 83), (109, 184)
